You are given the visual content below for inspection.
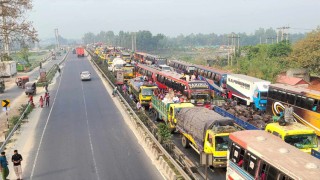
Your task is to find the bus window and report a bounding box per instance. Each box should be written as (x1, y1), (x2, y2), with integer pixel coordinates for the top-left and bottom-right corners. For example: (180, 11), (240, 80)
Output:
(306, 98), (314, 111)
(296, 96), (306, 108)
(243, 152), (258, 176)
(279, 173), (294, 180)
(278, 91), (286, 102)
(286, 93), (295, 104)
(265, 164), (278, 180)
(313, 99), (319, 112)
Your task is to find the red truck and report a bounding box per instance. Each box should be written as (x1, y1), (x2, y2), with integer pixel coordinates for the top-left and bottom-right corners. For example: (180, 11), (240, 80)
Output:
(76, 47), (85, 57)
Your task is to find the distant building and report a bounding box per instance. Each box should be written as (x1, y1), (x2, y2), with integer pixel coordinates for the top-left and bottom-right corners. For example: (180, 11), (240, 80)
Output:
(276, 75), (309, 88)
(286, 68), (310, 82)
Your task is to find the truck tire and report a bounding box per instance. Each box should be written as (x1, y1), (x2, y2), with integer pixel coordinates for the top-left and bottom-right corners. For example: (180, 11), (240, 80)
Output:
(182, 136), (190, 148)
(151, 110), (159, 122)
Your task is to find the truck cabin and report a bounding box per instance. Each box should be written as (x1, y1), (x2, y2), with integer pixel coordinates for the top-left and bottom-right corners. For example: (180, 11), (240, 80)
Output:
(265, 122), (318, 153)
(206, 119), (238, 153)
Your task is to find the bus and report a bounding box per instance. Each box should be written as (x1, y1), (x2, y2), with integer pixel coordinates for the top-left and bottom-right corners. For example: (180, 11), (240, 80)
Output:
(145, 54), (167, 66)
(168, 60), (196, 75)
(267, 83), (320, 135)
(134, 52), (147, 63)
(227, 130), (320, 180)
(195, 65), (229, 96)
(155, 70), (211, 107)
(136, 64), (211, 107)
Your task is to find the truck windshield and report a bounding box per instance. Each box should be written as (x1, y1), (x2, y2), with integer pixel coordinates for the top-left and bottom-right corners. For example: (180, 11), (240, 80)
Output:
(284, 134), (318, 149)
(260, 91), (268, 99)
(215, 135), (230, 151)
(141, 88), (154, 96)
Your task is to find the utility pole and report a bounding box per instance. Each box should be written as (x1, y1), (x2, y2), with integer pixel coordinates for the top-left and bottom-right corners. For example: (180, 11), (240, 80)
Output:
(277, 26), (290, 43)
(54, 28), (60, 50)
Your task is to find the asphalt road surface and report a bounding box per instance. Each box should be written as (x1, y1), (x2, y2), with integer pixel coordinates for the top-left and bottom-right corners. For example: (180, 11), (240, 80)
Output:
(23, 54), (163, 180)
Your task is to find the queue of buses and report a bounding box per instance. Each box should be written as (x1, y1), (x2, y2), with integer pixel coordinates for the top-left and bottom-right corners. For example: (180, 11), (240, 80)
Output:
(91, 46), (320, 178)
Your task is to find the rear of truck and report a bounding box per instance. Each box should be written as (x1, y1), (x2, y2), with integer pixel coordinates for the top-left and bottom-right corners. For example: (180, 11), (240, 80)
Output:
(76, 47), (85, 57)
(151, 97), (194, 129)
(176, 107), (237, 168)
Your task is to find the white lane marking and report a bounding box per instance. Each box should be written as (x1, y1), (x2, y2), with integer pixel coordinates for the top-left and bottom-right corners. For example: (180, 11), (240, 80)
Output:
(30, 64), (65, 179)
(79, 60), (100, 180)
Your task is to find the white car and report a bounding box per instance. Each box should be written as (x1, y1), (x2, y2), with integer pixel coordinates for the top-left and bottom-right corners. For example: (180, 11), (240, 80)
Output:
(80, 71), (91, 81)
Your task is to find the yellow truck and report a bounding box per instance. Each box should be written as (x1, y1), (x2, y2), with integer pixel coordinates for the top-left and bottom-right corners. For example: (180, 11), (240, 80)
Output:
(121, 52), (132, 64)
(122, 64), (135, 81)
(176, 107), (238, 168)
(150, 95), (194, 130)
(128, 77), (158, 106)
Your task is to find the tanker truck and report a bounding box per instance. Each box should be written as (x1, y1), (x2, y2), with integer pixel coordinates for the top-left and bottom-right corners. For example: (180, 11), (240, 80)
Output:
(176, 107), (238, 168)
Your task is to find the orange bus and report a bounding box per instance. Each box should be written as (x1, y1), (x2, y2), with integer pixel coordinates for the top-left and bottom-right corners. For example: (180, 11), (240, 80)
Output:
(227, 130), (320, 180)
(267, 83), (320, 135)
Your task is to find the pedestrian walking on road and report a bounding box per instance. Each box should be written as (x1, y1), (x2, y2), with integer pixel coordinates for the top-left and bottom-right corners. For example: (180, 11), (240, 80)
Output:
(43, 83), (48, 92)
(0, 152), (9, 180)
(57, 66), (61, 75)
(136, 101), (141, 111)
(39, 96), (44, 108)
(29, 95), (34, 108)
(11, 150), (23, 180)
(45, 93), (50, 107)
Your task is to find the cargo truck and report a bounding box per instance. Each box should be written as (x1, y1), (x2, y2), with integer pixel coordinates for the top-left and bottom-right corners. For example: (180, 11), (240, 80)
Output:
(176, 107), (238, 168)
(226, 74), (270, 111)
(214, 106), (319, 154)
(150, 95), (194, 130)
(128, 77), (158, 106)
(76, 47), (85, 57)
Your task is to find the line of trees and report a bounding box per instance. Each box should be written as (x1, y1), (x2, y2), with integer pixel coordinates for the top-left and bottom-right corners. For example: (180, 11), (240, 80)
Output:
(235, 28), (320, 81)
(82, 28), (306, 52)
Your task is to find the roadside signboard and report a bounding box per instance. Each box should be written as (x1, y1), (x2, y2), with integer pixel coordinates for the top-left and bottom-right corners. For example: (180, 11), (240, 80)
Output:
(116, 70), (124, 85)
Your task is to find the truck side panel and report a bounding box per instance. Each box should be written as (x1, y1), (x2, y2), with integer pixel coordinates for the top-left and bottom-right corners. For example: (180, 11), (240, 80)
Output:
(214, 106), (260, 130)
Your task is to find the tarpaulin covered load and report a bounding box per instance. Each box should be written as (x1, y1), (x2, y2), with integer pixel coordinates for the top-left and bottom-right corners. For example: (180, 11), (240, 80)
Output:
(176, 107), (234, 144)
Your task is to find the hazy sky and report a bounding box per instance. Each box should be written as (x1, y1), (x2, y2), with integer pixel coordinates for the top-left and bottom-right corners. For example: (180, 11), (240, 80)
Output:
(29, 0), (320, 39)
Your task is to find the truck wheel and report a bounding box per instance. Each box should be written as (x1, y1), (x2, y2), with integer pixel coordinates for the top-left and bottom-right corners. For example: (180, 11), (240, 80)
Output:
(152, 110), (159, 121)
(182, 136), (190, 148)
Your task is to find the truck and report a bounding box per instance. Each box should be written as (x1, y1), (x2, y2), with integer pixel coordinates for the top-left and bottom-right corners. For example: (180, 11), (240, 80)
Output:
(176, 107), (238, 168)
(214, 106), (319, 154)
(76, 47), (85, 57)
(108, 57), (126, 72)
(0, 61), (17, 77)
(226, 74), (270, 111)
(128, 77), (158, 106)
(122, 64), (135, 81)
(150, 95), (194, 130)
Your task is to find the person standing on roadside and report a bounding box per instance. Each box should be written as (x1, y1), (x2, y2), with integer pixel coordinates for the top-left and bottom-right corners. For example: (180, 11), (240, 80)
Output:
(45, 93), (50, 107)
(0, 152), (9, 180)
(39, 96), (44, 108)
(12, 150), (23, 180)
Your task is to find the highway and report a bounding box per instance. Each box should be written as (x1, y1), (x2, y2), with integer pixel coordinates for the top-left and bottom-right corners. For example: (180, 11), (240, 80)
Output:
(23, 53), (163, 180)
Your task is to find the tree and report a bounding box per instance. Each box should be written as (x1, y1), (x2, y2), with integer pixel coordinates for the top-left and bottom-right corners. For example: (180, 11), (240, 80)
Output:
(287, 29), (320, 75)
(82, 32), (95, 44)
(267, 41), (292, 58)
(0, 0), (38, 57)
